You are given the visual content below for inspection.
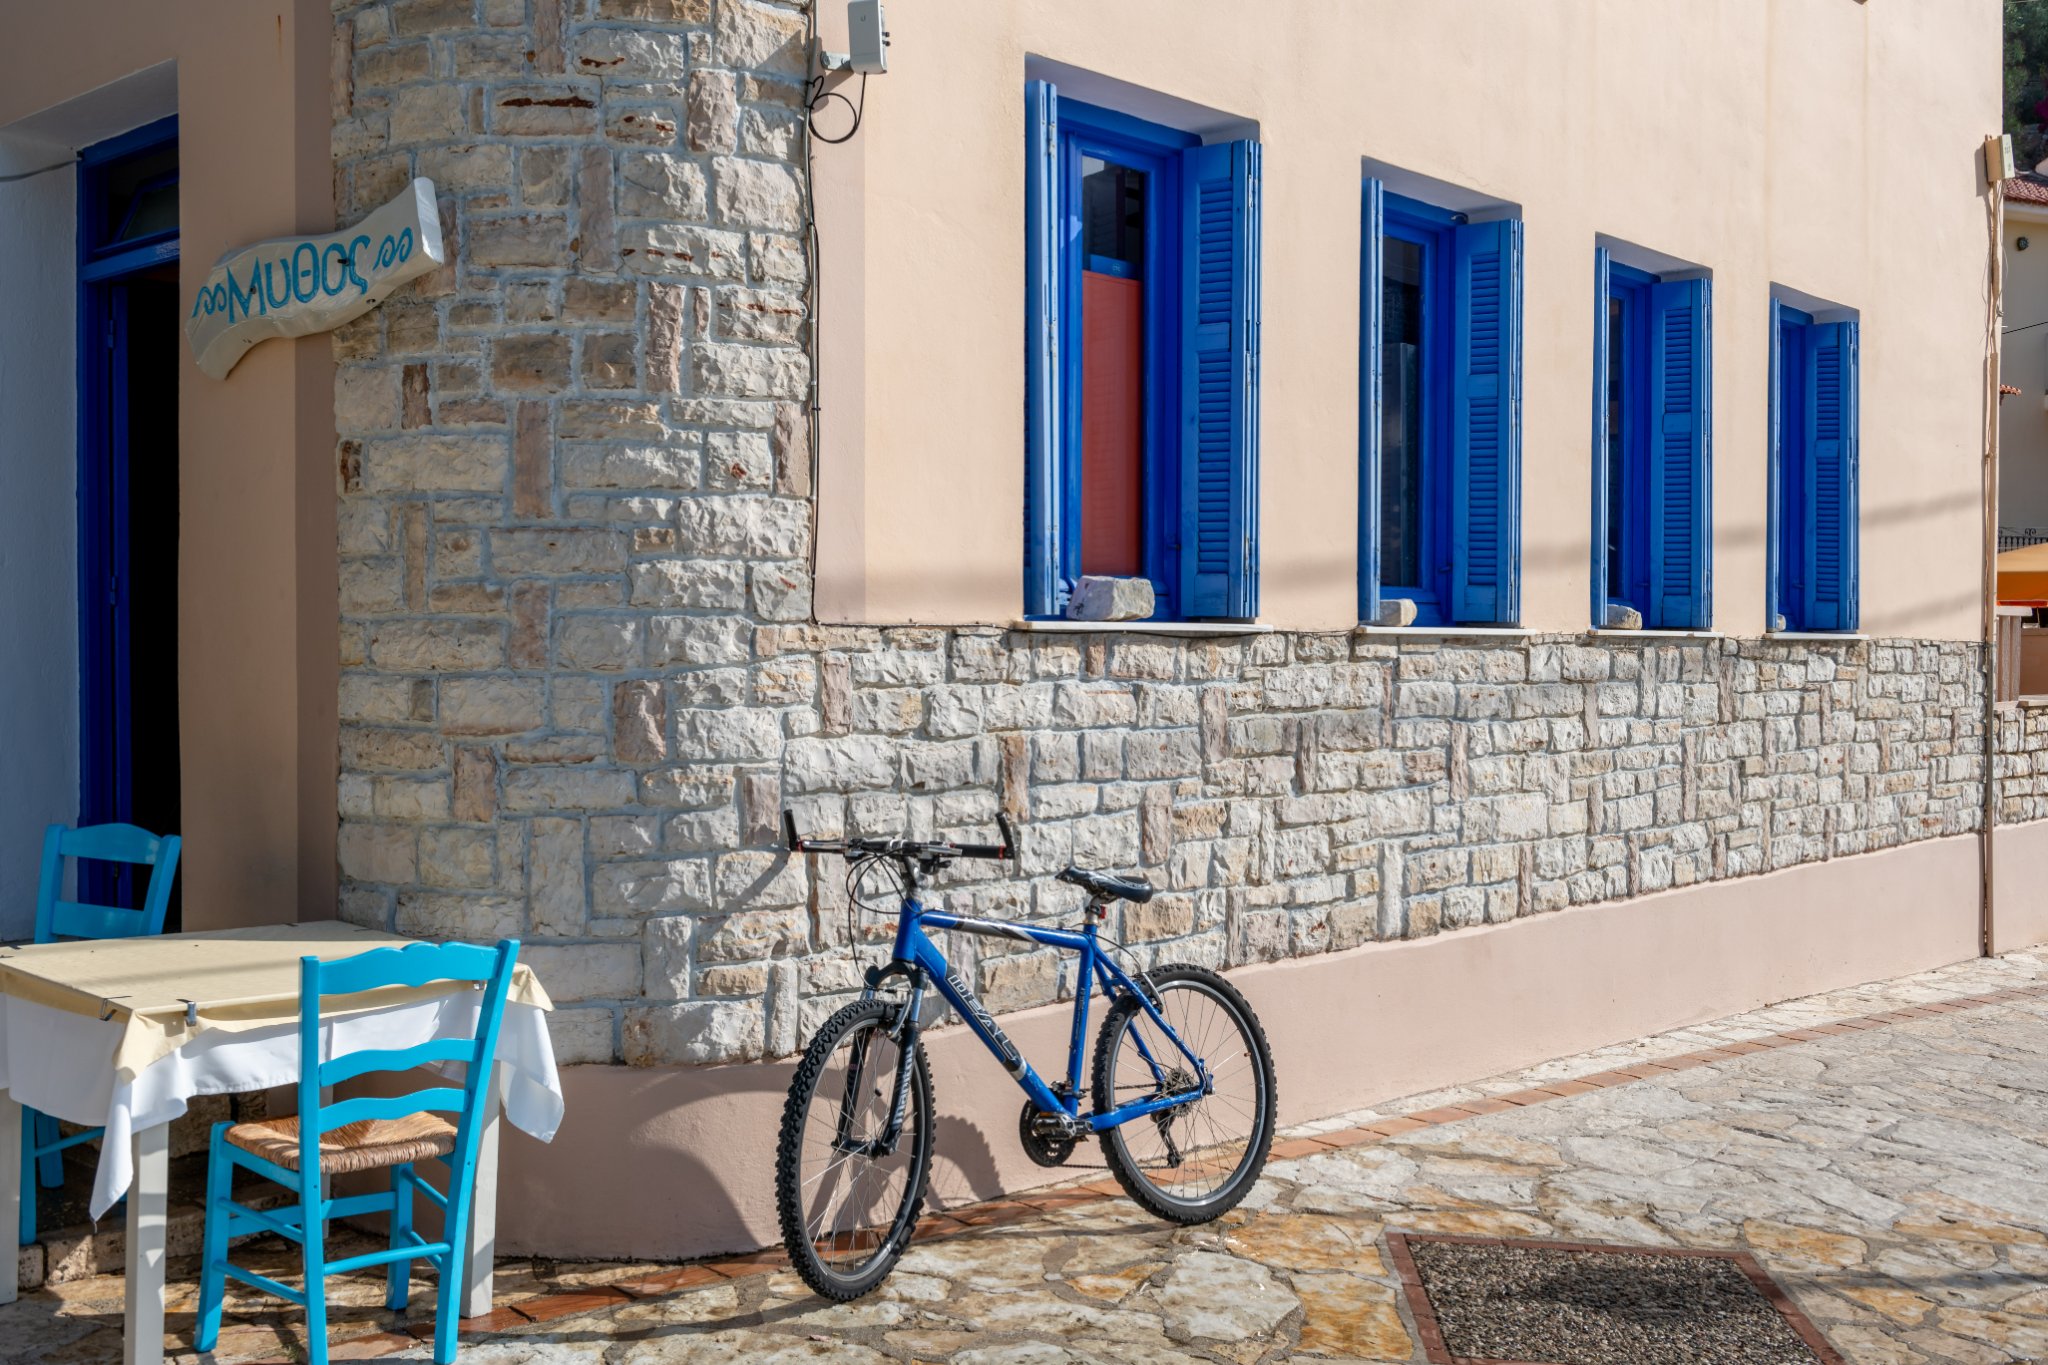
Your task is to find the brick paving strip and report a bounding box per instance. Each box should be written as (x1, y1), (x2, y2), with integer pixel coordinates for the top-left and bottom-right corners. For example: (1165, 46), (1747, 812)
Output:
(295, 975), (2048, 1358)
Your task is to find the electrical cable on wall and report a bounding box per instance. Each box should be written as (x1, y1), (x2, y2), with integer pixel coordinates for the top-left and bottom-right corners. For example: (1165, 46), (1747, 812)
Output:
(0, 156), (77, 184)
(798, 16), (873, 616)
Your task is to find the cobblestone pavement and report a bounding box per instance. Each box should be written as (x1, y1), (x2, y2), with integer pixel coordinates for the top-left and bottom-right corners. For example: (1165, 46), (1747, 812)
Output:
(8, 949), (2048, 1364)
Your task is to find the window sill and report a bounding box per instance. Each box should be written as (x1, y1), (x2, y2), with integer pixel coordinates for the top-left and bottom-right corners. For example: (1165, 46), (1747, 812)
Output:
(1765, 631), (1870, 642)
(1587, 629), (1726, 640)
(1354, 624), (1534, 638)
(1010, 619), (1272, 637)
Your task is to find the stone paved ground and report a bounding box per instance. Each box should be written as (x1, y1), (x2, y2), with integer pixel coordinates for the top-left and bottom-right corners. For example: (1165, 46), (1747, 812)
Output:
(9, 949), (2048, 1364)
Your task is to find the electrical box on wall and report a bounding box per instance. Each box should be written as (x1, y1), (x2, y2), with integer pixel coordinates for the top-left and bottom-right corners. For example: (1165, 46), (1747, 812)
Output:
(1989, 133), (2016, 188)
(818, 0), (889, 75)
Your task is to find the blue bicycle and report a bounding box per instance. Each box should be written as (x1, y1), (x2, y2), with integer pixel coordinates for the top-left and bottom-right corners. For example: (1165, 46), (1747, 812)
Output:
(774, 813), (1277, 1299)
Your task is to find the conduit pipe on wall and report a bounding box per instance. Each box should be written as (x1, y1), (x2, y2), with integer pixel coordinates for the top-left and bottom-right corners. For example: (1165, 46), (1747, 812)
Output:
(1984, 168), (2006, 958)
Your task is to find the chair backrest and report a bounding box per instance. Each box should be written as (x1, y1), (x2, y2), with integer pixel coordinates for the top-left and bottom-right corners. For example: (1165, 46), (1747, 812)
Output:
(298, 939), (520, 1199)
(34, 822), (182, 944)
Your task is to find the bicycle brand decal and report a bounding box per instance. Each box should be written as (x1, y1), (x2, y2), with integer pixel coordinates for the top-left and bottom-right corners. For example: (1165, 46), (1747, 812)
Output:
(946, 967), (1025, 1075)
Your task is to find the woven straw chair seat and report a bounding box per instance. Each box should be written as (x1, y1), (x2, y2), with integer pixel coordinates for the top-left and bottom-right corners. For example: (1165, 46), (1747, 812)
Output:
(225, 1112), (457, 1174)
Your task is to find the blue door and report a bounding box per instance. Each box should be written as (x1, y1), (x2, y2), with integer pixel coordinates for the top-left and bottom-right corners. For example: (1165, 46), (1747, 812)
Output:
(77, 118), (181, 916)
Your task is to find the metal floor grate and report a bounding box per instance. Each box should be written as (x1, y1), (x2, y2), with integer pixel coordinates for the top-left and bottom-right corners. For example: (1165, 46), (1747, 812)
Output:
(1387, 1233), (1844, 1365)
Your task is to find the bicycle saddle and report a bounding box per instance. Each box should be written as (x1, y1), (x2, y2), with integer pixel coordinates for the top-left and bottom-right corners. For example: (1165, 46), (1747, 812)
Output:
(1057, 866), (1155, 904)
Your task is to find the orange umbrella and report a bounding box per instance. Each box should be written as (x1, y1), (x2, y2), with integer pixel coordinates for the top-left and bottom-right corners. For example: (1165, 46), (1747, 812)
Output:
(1998, 542), (2048, 603)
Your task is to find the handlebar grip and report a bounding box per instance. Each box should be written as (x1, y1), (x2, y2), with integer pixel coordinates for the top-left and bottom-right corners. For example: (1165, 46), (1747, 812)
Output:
(953, 842), (1004, 859)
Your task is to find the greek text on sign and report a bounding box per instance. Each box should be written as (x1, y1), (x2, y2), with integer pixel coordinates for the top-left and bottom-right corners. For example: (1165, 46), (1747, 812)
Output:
(185, 177), (444, 380)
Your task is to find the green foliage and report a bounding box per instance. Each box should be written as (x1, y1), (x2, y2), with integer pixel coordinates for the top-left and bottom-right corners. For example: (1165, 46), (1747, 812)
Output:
(2009, 0), (2048, 169)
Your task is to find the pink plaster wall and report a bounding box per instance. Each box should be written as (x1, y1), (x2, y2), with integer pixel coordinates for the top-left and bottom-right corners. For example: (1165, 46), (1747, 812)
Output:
(495, 830), (1982, 1262)
(1994, 819), (2048, 954)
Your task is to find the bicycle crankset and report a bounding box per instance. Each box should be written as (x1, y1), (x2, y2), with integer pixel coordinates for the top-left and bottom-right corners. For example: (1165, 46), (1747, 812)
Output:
(1019, 1087), (1086, 1167)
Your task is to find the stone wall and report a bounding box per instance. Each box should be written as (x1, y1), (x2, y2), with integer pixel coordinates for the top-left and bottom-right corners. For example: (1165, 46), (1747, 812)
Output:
(328, 0), (2005, 1070)
(1997, 700), (2048, 823)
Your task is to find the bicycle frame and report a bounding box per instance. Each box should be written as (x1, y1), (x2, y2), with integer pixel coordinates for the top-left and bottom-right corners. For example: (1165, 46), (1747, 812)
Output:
(863, 894), (1212, 1137)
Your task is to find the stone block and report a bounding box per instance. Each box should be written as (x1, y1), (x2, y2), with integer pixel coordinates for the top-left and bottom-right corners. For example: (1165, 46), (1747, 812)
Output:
(686, 69), (739, 153)
(621, 224), (747, 279)
(715, 0), (807, 74)
(619, 152), (709, 219)
(396, 892), (525, 940)
(574, 27), (689, 79)
(503, 767), (638, 812)
(522, 943), (642, 1002)
(361, 434), (509, 492)
(623, 1000), (765, 1065)
(1066, 576), (1156, 623)
(440, 678), (546, 735)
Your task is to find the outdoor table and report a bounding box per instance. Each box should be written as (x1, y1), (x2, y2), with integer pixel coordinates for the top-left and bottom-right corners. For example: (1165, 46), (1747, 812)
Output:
(0, 920), (561, 1365)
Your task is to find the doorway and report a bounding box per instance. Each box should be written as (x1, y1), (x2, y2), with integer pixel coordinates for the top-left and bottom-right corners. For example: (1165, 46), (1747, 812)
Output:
(77, 117), (180, 918)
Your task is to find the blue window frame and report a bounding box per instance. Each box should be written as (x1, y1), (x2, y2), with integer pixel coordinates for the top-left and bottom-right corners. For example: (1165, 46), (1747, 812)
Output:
(1359, 183), (1522, 627)
(1589, 251), (1711, 630)
(1769, 302), (1859, 632)
(1025, 82), (1261, 621)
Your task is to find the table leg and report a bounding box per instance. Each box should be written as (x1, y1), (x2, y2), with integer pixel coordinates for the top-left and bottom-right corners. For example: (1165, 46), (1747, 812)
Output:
(1, 1088), (20, 1306)
(461, 1065), (501, 1318)
(122, 1122), (168, 1365)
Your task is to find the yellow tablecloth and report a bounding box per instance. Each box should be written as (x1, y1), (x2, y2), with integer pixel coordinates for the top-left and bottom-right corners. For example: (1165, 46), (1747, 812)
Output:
(0, 921), (550, 1081)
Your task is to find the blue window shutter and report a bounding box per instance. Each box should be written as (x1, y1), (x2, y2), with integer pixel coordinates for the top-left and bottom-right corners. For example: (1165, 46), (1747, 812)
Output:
(1023, 79), (1062, 617)
(1767, 302), (1786, 630)
(1359, 178), (1384, 624)
(1448, 217), (1522, 624)
(1589, 247), (1611, 628)
(1804, 320), (1858, 631)
(1178, 140), (1260, 619)
(1646, 277), (1710, 629)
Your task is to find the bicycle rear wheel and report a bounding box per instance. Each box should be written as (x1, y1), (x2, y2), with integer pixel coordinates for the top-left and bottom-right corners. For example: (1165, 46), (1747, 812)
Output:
(1092, 964), (1276, 1223)
(775, 998), (934, 1300)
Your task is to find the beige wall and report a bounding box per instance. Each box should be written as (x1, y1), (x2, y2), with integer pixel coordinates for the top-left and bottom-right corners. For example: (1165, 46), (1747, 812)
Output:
(2003, 205), (2048, 531)
(0, 2), (337, 929)
(814, 0), (1996, 638)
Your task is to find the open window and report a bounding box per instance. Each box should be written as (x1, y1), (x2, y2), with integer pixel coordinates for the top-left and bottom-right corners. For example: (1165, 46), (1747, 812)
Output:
(1590, 250), (1711, 630)
(1359, 180), (1523, 627)
(1769, 297), (1859, 632)
(1024, 80), (1261, 621)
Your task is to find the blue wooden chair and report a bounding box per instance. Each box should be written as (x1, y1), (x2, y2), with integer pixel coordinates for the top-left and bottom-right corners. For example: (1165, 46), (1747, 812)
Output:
(195, 938), (520, 1365)
(20, 821), (181, 1245)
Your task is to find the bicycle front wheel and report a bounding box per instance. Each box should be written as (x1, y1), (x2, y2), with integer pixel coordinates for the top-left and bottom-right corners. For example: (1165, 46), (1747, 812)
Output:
(775, 998), (934, 1300)
(1092, 964), (1277, 1224)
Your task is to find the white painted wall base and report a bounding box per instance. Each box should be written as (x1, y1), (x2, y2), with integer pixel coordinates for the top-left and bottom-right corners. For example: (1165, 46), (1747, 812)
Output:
(492, 830), (1982, 1262)
(0, 129), (79, 940)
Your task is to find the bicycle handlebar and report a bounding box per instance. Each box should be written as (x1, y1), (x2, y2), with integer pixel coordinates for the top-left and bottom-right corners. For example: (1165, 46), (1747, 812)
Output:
(783, 810), (1015, 863)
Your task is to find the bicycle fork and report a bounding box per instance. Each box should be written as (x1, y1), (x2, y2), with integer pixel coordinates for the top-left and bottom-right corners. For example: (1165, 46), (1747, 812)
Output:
(834, 983), (925, 1159)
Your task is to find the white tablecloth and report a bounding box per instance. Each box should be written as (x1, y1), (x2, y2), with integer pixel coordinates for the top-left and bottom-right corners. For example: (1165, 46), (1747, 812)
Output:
(0, 989), (561, 1218)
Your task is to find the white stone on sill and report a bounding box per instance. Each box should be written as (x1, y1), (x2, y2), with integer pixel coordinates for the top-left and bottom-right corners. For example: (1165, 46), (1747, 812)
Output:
(1064, 575), (1156, 622)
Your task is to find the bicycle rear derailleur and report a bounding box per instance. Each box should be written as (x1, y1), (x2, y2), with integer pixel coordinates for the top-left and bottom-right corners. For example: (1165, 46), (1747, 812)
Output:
(1020, 1084), (1087, 1167)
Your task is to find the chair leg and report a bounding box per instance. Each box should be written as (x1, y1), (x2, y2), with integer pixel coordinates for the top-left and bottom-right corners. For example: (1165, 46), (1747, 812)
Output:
(194, 1136), (232, 1353)
(433, 1209), (463, 1365)
(17, 1133), (34, 1247)
(302, 1183), (330, 1365)
(385, 1165), (413, 1313)
(31, 1112), (62, 1188)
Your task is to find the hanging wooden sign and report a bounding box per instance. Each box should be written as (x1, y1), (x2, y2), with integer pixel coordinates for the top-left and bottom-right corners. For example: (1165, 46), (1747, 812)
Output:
(185, 177), (444, 380)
